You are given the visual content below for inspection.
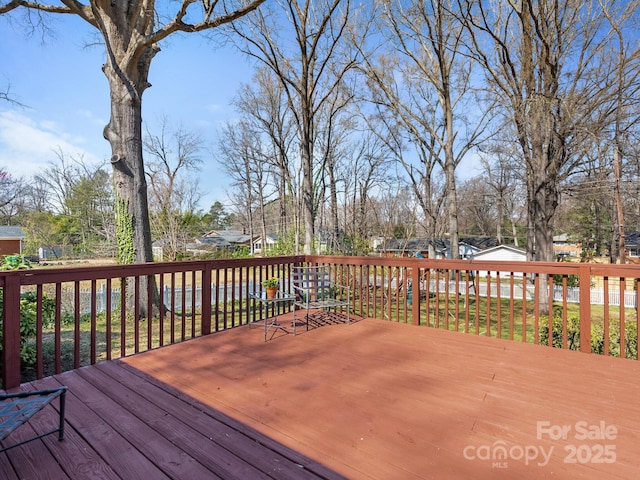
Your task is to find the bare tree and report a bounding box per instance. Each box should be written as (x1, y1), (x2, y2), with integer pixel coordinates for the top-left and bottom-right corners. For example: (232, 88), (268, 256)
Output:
(218, 118), (274, 252)
(0, 0), (266, 266)
(361, 96), (447, 258)
(0, 167), (26, 223)
(355, 0), (490, 259)
(341, 125), (392, 251)
(456, 177), (495, 238)
(476, 135), (522, 244)
(232, 68), (297, 240)
(22, 153), (114, 255)
(459, 0), (638, 263)
(144, 118), (203, 261)
(231, 0), (359, 254)
(0, 82), (23, 106)
(33, 149), (83, 215)
(600, 1), (640, 263)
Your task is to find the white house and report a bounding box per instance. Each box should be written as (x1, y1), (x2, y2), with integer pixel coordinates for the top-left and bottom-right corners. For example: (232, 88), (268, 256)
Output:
(252, 233), (278, 255)
(473, 245), (527, 278)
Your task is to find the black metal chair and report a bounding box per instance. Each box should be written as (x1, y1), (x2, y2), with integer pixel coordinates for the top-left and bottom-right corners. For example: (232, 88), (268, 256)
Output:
(0, 386), (67, 452)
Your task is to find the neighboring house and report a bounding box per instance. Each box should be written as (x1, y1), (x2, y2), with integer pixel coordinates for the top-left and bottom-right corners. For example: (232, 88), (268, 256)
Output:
(376, 237), (437, 258)
(252, 233), (278, 255)
(473, 244), (527, 278)
(0, 226), (26, 256)
(184, 236), (234, 257)
(625, 231), (640, 258)
(203, 230), (252, 248)
(377, 236), (500, 259)
(553, 233), (582, 259)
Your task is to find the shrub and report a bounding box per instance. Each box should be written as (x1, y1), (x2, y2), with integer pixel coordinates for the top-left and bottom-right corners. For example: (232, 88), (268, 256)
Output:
(591, 321), (638, 360)
(538, 307), (581, 351)
(0, 254), (32, 270)
(0, 290), (57, 369)
(539, 305), (638, 359)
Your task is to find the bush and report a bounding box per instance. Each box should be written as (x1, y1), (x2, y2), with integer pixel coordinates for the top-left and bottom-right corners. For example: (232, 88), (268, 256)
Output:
(552, 273), (579, 287)
(591, 321), (638, 360)
(539, 305), (638, 359)
(0, 290), (57, 369)
(0, 255), (32, 270)
(538, 306), (581, 351)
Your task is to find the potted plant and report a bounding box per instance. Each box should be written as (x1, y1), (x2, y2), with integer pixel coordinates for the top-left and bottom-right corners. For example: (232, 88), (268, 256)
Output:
(262, 276), (280, 299)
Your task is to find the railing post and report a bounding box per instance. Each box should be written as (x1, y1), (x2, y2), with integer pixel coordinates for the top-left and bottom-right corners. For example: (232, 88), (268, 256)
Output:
(579, 265), (592, 353)
(2, 272), (22, 389)
(201, 263), (212, 335)
(411, 264), (421, 326)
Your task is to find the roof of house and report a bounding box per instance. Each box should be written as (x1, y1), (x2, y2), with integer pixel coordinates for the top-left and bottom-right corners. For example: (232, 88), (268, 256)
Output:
(473, 244), (527, 259)
(377, 236), (501, 254)
(553, 233), (570, 243)
(253, 233), (278, 243)
(204, 230), (251, 244)
(460, 237), (501, 250)
(195, 236), (232, 248)
(377, 238), (439, 253)
(0, 226), (26, 240)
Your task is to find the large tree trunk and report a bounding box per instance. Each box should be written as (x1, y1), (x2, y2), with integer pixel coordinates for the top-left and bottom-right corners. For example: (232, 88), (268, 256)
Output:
(98, 9), (158, 317)
(107, 83), (154, 265)
(97, 5), (157, 266)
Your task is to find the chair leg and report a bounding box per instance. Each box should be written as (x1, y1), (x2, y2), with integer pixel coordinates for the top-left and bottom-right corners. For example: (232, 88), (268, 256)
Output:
(292, 307), (297, 336)
(58, 388), (66, 441)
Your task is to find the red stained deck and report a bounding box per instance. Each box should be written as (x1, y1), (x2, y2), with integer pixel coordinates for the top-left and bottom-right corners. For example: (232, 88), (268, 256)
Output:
(1, 315), (639, 479)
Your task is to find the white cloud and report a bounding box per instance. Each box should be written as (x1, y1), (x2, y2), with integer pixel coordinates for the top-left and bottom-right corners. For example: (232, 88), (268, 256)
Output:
(0, 110), (104, 178)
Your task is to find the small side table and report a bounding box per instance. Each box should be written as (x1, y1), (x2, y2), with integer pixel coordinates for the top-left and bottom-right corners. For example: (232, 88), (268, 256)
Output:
(249, 291), (295, 341)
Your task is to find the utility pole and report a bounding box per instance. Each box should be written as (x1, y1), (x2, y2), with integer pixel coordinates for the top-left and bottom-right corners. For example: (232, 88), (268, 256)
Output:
(613, 145), (625, 264)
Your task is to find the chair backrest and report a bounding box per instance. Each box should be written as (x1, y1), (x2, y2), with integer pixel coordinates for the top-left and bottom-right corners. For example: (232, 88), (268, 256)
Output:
(292, 266), (333, 299)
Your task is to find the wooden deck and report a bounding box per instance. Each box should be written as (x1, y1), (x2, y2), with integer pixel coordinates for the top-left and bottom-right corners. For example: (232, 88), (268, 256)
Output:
(1, 314), (639, 479)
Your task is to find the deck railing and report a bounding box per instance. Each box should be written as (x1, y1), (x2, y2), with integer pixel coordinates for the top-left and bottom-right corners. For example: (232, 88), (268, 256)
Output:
(2, 255), (640, 388)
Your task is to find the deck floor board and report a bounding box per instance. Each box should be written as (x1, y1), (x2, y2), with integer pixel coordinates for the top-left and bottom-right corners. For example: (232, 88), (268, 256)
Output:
(1, 317), (638, 479)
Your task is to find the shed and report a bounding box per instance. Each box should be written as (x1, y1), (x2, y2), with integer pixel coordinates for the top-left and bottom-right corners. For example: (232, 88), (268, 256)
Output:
(473, 244), (527, 278)
(0, 226), (26, 256)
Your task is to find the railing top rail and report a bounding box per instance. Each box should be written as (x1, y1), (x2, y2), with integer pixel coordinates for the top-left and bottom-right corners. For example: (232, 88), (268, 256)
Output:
(0, 255), (306, 287)
(307, 255), (640, 277)
(305, 255), (640, 277)
(4, 255), (640, 287)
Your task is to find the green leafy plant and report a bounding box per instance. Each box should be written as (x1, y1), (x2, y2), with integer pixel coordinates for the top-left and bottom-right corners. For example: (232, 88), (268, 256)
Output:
(115, 196), (134, 264)
(0, 290), (57, 369)
(262, 277), (280, 288)
(591, 321), (638, 360)
(539, 305), (638, 359)
(232, 245), (251, 258)
(1, 255), (32, 270)
(538, 310), (581, 351)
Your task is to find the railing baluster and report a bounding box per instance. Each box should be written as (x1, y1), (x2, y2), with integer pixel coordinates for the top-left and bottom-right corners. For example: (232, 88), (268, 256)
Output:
(106, 278), (112, 360)
(180, 272), (186, 340)
(508, 274), (515, 340)
(74, 281), (81, 369)
(620, 277), (626, 359)
(36, 285), (44, 379)
(91, 279), (97, 364)
(147, 274), (154, 349)
(55, 282), (62, 374)
(134, 276), (140, 353)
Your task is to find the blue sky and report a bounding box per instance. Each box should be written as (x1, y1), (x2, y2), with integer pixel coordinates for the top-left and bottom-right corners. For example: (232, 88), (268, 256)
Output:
(0, 12), (255, 211)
